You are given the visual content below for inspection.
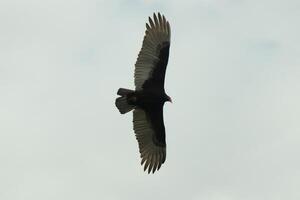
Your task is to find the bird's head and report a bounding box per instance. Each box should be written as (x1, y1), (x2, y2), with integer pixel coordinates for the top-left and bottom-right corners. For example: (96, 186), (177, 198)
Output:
(165, 94), (172, 103)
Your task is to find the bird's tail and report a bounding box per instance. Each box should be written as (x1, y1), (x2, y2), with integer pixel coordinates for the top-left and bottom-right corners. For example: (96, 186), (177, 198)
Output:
(115, 88), (135, 114)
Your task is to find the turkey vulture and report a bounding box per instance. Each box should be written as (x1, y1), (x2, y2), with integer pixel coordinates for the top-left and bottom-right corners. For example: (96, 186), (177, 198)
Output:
(115, 13), (171, 174)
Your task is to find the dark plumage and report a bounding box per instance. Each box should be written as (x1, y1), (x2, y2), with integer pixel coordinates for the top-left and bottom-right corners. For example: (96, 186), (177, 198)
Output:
(115, 13), (171, 173)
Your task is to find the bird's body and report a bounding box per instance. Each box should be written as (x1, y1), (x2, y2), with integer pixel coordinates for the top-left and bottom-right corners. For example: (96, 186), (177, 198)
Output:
(131, 90), (168, 108)
(115, 13), (171, 173)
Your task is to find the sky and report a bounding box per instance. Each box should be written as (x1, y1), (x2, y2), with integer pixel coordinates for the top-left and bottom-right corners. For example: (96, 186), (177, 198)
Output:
(1, 0), (300, 199)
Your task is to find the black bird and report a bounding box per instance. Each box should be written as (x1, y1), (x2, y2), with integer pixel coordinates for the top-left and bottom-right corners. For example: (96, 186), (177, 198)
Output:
(115, 13), (171, 174)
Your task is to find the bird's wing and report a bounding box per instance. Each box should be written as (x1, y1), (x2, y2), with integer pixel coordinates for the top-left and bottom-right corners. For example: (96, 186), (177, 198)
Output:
(133, 108), (166, 173)
(134, 13), (171, 92)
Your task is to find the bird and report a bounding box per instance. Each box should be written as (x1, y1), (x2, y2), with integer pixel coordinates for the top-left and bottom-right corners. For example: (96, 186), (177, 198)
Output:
(115, 13), (172, 174)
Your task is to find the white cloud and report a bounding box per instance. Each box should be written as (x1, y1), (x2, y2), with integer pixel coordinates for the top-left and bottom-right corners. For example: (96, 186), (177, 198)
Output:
(0, 0), (300, 200)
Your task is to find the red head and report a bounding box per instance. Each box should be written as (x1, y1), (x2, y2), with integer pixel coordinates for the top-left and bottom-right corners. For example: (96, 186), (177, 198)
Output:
(166, 95), (172, 103)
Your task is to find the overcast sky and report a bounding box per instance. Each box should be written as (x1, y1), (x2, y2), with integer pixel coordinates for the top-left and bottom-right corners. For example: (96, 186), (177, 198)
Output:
(1, 0), (300, 199)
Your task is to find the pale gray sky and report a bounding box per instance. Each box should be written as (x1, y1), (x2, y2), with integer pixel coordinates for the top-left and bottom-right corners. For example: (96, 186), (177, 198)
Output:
(1, 0), (300, 200)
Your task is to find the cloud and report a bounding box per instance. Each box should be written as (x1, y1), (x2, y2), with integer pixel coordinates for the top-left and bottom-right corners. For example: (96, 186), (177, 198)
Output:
(0, 0), (300, 200)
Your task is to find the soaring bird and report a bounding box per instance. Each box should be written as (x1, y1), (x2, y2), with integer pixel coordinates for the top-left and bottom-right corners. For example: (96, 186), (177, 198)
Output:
(115, 13), (171, 173)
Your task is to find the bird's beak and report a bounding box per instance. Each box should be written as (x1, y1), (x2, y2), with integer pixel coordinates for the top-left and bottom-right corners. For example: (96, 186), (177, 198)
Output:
(169, 97), (173, 103)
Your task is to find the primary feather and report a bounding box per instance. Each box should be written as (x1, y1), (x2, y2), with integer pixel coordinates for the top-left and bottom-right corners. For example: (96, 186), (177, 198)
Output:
(134, 12), (171, 91)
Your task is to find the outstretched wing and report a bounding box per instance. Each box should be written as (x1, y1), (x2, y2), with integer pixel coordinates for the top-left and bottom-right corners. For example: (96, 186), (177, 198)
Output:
(133, 108), (166, 173)
(134, 13), (171, 92)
